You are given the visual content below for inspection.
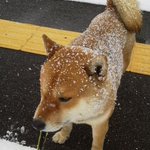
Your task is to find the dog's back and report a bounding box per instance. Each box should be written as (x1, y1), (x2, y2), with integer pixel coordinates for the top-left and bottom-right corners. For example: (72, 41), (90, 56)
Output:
(71, 0), (142, 88)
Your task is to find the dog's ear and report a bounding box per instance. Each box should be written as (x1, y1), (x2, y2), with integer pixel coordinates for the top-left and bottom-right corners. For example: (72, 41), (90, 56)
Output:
(84, 55), (108, 81)
(42, 34), (63, 58)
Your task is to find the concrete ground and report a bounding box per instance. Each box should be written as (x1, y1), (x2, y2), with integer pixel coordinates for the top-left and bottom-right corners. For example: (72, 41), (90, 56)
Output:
(0, 0), (150, 150)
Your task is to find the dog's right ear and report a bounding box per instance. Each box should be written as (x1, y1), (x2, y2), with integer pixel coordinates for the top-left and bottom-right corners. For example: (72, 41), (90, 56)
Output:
(42, 34), (63, 58)
(84, 55), (108, 81)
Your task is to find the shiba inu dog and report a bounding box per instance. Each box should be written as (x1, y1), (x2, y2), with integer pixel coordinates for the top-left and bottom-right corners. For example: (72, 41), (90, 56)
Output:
(33, 0), (142, 149)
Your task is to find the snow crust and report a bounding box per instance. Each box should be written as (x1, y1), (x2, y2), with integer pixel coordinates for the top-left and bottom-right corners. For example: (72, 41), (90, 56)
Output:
(66, 0), (150, 12)
(0, 139), (36, 150)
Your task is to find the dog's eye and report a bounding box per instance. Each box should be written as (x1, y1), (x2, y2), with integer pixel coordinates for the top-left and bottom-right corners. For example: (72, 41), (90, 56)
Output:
(59, 97), (72, 103)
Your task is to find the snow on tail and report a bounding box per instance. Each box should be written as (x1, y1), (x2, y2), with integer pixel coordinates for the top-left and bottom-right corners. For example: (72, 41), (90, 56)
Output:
(107, 0), (142, 32)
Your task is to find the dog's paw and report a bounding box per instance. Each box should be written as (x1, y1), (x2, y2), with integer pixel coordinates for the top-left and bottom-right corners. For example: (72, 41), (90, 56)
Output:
(52, 131), (69, 144)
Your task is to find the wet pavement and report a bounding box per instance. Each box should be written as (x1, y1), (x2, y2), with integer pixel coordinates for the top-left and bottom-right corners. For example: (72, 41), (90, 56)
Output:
(0, 0), (150, 42)
(0, 0), (150, 150)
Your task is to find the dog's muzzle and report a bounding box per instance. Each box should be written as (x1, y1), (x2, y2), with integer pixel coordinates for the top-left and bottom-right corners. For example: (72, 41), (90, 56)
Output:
(32, 119), (46, 131)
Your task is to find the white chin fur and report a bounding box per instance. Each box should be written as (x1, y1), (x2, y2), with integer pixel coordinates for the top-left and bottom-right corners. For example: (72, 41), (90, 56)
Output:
(43, 124), (63, 132)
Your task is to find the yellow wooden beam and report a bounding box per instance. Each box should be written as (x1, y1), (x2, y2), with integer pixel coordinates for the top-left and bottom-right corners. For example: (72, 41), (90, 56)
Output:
(0, 19), (150, 75)
(127, 43), (150, 75)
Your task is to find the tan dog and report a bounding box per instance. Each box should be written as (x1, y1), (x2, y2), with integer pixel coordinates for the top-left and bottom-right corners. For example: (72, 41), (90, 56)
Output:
(33, 0), (142, 149)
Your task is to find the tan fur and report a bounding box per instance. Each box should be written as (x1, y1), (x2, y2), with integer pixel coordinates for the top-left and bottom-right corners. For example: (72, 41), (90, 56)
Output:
(33, 0), (142, 149)
(108, 0), (142, 32)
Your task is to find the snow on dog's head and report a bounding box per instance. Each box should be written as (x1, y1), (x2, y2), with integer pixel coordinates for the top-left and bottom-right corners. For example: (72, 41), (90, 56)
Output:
(33, 34), (113, 132)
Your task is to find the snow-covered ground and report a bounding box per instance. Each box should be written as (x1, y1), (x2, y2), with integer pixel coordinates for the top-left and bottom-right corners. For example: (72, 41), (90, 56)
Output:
(67, 0), (150, 12)
(0, 139), (36, 150)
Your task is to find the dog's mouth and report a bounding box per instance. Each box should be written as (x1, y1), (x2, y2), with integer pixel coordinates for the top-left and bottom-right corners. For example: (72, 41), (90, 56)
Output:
(32, 118), (66, 132)
(42, 120), (70, 132)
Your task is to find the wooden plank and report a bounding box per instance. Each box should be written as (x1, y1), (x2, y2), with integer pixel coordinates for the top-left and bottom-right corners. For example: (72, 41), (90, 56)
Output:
(127, 43), (150, 75)
(22, 26), (80, 55)
(0, 20), (39, 50)
(0, 19), (150, 75)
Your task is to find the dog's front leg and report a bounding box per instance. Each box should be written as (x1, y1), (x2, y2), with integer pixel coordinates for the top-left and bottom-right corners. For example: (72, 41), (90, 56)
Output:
(91, 120), (108, 150)
(52, 123), (73, 144)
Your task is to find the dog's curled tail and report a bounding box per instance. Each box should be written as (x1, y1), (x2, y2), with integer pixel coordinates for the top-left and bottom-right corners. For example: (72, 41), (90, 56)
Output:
(107, 0), (142, 32)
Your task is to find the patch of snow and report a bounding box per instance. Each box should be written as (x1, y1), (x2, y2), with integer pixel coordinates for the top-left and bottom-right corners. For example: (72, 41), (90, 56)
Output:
(20, 126), (25, 134)
(0, 139), (36, 150)
(138, 0), (150, 12)
(66, 0), (106, 5)
(3, 126), (27, 145)
(3, 130), (19, 143)
(17, 73), (20, 76)
(66, 0), (150, 12)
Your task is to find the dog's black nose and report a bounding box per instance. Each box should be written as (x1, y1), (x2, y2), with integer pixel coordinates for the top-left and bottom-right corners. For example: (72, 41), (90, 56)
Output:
(32, 119), (45, 131)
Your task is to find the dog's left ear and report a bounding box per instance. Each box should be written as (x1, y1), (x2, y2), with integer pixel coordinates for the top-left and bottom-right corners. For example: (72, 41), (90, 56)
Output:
(84, 55), (108, 81)
(42, 34), (63, 58)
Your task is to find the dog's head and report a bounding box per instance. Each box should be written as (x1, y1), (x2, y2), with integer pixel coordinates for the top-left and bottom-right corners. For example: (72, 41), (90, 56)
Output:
(33, 35), (111, 132)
